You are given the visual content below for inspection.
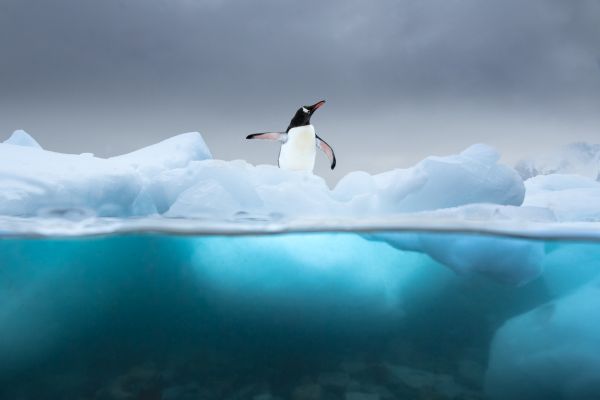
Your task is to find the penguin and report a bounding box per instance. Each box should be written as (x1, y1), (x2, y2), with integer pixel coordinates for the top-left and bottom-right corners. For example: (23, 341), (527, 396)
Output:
(246, 100), (336, 172)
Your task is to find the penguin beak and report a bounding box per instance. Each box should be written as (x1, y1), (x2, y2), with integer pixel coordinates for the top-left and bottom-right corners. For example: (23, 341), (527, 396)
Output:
(308, 100), (326, 114)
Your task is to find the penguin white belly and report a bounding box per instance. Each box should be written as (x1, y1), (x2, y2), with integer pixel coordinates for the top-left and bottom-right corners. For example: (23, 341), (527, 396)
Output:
(279, 125), (316, 172)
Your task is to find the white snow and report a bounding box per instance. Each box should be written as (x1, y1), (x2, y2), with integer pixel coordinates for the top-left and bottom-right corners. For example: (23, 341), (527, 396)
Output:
(333, 144), (525, 213)
(0, 131), (212, 217)
(110, 132), (212, 177)
(0, 131), (526, 219)
(0, 142), (145, 217)
(524, 174), (600, 221)
(167, 143), (525, 218)
(163, 160), (333, 217)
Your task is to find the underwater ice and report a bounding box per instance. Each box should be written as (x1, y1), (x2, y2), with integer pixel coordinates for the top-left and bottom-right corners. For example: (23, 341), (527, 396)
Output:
(486, 279), (600, 400)
(3, 130), (600, 398)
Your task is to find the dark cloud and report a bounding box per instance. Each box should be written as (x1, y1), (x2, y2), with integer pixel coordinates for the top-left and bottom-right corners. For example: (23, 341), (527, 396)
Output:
(1, 0), (599, 182)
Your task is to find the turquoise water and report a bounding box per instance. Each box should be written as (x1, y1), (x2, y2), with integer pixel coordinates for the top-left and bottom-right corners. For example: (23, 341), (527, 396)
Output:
(1, 232), (599, 399)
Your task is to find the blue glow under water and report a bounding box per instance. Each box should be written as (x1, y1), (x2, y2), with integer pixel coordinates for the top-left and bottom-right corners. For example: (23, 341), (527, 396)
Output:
(1, 232), (599, 400)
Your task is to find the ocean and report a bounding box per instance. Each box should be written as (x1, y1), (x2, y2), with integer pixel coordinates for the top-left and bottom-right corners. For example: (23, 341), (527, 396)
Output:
(1, 222), (598, 399)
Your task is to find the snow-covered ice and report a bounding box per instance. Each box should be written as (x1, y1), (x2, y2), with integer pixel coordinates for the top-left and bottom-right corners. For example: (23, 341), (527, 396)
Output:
(4, 129), (599, 225)
(524, 174), (600, 221)
(0, 131), (211, 217)
(3, 129), (43, 149)
(0, 130), (525, 219)
(515, 142), (600, 180)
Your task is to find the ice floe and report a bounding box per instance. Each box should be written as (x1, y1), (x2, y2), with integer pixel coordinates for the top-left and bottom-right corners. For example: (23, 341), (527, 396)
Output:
(0, 130), (524, 219)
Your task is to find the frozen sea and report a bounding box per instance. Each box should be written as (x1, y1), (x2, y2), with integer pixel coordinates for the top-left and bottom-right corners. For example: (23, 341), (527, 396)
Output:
(2, 130), (600, 399)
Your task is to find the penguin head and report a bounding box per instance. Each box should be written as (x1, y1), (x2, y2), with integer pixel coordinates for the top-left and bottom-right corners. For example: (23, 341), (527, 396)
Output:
(287, 100), (325, 131)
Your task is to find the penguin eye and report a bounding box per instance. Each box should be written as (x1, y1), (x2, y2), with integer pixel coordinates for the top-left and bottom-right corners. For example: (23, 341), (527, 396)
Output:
(302, 107), (309, 113)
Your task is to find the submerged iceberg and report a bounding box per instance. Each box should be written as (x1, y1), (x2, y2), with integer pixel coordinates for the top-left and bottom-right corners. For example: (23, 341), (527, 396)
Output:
(0, 231), (537, 399)
(486, 280), (600, 400)
(366, 231), (545, 286)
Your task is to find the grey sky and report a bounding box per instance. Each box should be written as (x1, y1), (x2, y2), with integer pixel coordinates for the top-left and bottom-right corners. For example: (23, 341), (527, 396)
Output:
(1, 0), (599, 182)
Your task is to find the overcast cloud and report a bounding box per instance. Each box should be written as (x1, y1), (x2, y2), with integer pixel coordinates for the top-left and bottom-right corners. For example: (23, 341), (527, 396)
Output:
(1, 0), (599, 182)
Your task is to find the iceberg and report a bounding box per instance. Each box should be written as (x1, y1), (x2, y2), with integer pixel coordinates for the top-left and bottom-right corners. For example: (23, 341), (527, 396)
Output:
(524, 174), (600, 221)
(144, 142), (526, 219)
(2, 130), (600, 399)
(486, 280), (600, 400)
(334, 143), (525, 213)
(0, 140), (144, 217)
(2, 130), (43, 149)
(0, 131), (211, 217)
(366, 231), (545, 286)
(110, 131), (213, 177)
(542, 243), (600, 297)
(515, 142), (600, 180)
(0, 130), (524, 219)
(1, 231), (599, 399)
(162, 160), (334, 217)
(1, 129), (600, 286)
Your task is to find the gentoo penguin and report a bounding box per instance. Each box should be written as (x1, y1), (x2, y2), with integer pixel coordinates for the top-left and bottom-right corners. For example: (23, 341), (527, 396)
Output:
(246, 100), (336, 172)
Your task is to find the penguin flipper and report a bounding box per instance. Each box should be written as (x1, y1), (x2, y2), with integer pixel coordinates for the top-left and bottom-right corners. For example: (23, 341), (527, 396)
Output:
(316, 135), (336, 170)
(246, 132), (287, 142)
